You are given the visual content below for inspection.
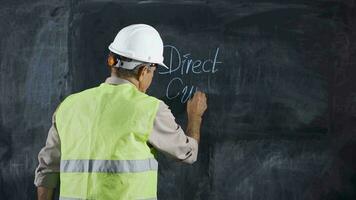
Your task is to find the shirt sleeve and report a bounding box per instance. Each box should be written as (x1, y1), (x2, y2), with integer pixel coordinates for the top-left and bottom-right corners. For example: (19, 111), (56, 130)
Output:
(34, 113), (61, 188)
(148, 101), (199, 164)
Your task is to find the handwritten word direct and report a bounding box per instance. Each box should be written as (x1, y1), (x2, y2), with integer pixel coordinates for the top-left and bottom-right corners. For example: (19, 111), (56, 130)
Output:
(159, 45), (221, 75)
(159, 45), (222, 103)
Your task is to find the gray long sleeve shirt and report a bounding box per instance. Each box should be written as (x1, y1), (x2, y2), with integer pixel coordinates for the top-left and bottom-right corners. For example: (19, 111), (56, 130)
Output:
(34, 76), (198, 188)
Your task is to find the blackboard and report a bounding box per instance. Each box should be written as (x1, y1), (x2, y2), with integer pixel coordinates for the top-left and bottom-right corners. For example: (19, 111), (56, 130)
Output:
(0, 0), (356, 199)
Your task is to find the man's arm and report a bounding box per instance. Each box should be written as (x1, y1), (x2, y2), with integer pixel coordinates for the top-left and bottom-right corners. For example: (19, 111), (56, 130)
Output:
(186, 91), (207, 143)
(187, 92), (208, 142)
(34, 113), (61, 200)
(148, 91), (207, 164)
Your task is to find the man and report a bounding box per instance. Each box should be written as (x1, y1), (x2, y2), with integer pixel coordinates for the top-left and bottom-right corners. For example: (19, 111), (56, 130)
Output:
(34, 24), (207, 200)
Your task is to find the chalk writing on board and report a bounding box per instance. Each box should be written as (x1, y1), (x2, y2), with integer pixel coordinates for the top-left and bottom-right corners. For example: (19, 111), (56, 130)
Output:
(159, 45), (222, 103)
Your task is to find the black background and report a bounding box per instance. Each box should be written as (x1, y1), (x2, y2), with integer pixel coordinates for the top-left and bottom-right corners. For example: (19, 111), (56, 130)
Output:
(0, 0), (355, 199)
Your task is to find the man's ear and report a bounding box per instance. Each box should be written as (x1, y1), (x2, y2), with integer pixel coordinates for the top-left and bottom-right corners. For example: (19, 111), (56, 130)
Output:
(107, 54), (116, 67)
(138, 66), (148, 81)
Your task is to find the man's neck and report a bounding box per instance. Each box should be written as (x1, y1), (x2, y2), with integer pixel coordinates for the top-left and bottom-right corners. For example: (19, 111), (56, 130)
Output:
(110, 73), (139, 89)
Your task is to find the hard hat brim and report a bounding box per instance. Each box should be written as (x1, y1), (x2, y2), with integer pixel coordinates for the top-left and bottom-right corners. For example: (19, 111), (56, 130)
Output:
(109, 45), (168, 69)
(158, 62), (169, 69)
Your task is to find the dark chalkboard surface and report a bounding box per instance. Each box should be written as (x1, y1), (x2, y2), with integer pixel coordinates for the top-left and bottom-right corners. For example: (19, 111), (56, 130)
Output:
(0, 0), (355, 199)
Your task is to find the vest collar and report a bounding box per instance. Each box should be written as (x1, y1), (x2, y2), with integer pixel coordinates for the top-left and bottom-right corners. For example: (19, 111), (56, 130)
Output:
(105, 76), (135, 86)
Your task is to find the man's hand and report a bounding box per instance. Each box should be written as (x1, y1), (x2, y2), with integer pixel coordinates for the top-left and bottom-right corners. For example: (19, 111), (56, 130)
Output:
(186, 91), (207, 143)
(187, 91), (207, 120)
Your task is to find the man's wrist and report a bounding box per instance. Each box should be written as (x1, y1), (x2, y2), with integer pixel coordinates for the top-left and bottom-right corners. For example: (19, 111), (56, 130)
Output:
(187, 117), (202, 143)
(37, 186), (54, 200)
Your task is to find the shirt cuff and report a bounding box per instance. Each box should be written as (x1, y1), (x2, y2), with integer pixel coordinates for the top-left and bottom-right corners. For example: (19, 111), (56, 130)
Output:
(180, 137), (199, 164)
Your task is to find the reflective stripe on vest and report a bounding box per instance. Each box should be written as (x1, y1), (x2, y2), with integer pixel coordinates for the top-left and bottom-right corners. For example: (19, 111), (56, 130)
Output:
(60, 158), (158, 173)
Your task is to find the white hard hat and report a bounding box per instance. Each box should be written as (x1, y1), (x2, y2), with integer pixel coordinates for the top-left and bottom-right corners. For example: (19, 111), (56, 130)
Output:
(108, 24), (168, 69)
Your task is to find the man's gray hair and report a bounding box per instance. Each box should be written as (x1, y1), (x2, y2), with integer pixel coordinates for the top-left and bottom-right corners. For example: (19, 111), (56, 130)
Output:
(111, 53), (152, 78)
(117, 64), (142, 78)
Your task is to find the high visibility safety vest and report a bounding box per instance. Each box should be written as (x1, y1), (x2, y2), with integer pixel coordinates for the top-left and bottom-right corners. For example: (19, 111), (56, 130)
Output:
(56, 83), (160, 200)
